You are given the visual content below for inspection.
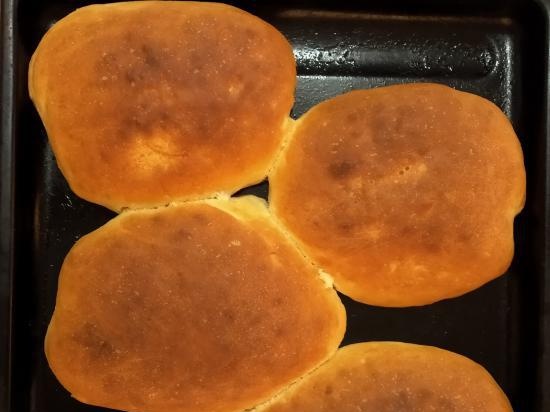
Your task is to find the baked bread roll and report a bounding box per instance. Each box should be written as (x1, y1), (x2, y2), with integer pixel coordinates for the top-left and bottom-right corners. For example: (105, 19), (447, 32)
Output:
(29, 1), (296, 211)
(45, 196), (345, 412)
(270, 83), (525, 307)
(261, 342), (512, 412)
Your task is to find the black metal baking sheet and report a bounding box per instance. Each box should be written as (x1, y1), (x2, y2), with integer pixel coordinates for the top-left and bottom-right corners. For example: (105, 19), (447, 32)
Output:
(2, 0), (550, 411)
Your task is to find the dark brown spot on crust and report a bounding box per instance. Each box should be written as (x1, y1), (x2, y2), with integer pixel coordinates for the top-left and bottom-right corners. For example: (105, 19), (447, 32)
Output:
(124, 68), (144, 84)
(273, 297), (284, 306)
(328, 161), (357, 179)
(337, 222), (353, 234)
(243, 27), (259, 41)
(73, 323), (115, 361)
(414, 201), (433, 216)
(191, 212), (209, 225)
(437, 396), (458, 411)
(457, 231), (473, 243)
(174, 271), (190, 293)
(416, 388), (432, 402)
(174, 228), (191, 240)
(221, 309), (235, 323)
(346, 112), (359, 122)
(274, 326), (287, 337)
(422, 237), (443, 253)
(141, 44), (160, 68)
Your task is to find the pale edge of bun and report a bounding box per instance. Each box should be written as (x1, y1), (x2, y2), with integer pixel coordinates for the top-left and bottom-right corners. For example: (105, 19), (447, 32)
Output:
(117, 194), (339, 293)
(267, 114), (340, 292)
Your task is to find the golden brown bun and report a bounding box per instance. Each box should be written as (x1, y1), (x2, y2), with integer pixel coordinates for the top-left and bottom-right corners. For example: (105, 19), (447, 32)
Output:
(29, 1), (296, 211)
(261, 342), (512, 412)
(45, 196), (345, 412)
(270, 83), (525, 307)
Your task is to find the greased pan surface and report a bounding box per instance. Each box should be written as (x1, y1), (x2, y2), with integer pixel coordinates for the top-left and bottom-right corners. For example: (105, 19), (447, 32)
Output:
(2, 1), (549, 411)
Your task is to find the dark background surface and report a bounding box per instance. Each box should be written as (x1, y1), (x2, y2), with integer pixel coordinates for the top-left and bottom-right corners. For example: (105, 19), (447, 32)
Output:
(2, 0), (550, 411)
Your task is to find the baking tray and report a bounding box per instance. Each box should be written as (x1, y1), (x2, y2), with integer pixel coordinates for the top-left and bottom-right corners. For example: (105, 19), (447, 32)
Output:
(2, 0), (550, 411)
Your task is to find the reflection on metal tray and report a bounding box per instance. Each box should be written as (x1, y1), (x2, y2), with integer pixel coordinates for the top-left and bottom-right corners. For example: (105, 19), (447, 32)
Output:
(2, 1), (550, 411)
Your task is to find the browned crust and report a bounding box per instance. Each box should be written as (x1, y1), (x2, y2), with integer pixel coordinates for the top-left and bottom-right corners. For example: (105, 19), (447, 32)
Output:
(261, 342), (513, 412)
(270, 83), (526, 307)
(30, 1), (296, 211)
(45, 196), (346, 412)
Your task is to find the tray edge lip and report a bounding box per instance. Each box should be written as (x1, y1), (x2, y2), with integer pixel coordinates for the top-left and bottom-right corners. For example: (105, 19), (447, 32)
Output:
(0, 0), (17, 410)
(533, 1), (550, 410)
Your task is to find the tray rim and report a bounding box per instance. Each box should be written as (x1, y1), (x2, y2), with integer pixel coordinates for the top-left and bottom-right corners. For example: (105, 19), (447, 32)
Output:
(1, 0), (17, 411)
(534, 1), (550, 410)
(1, 1), (549, 411)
